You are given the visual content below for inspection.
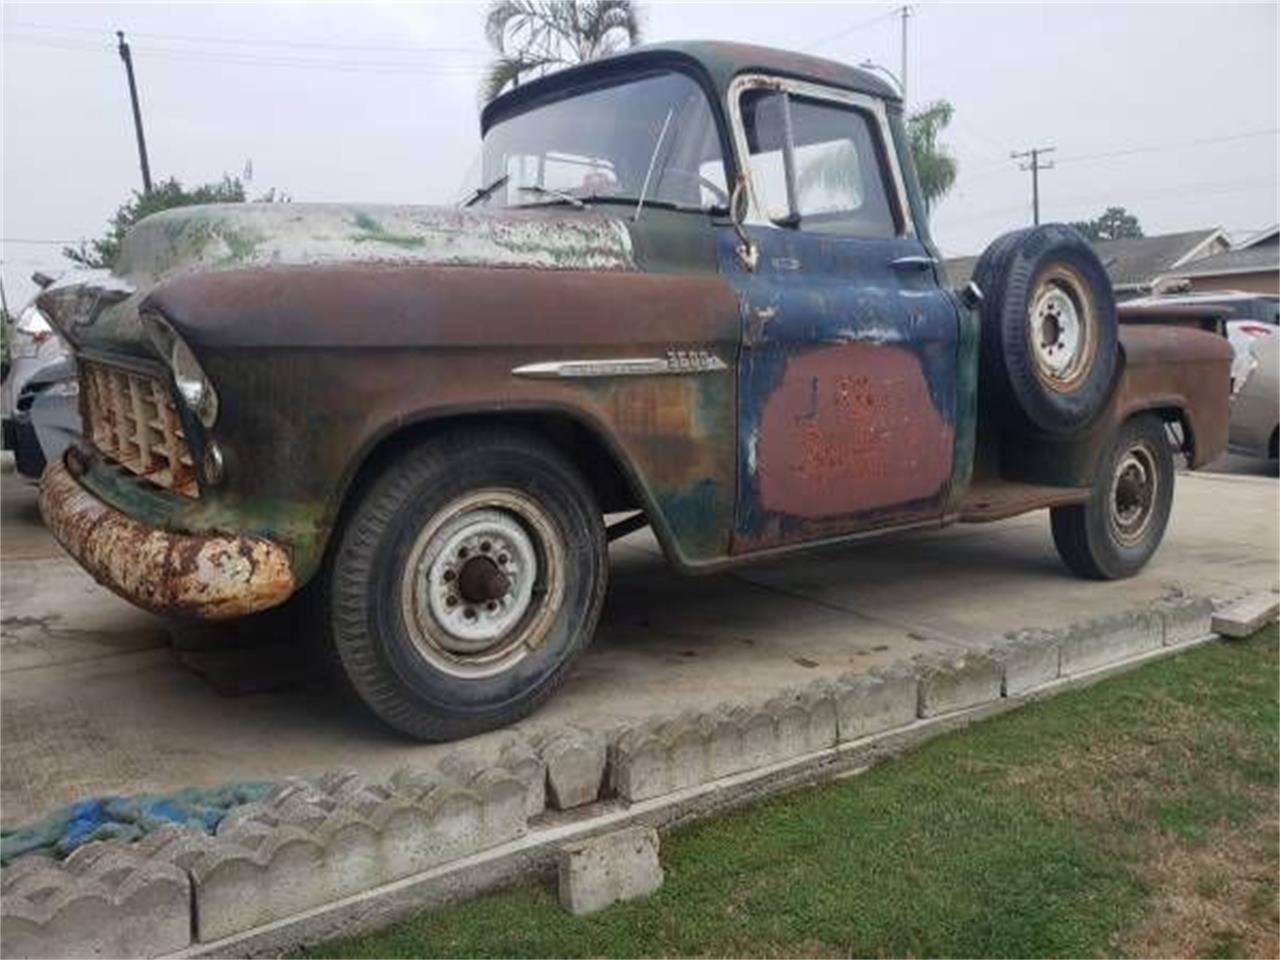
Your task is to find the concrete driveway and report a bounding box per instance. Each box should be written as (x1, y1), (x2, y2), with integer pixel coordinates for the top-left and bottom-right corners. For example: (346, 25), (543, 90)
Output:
(2, 456), (1276, 825)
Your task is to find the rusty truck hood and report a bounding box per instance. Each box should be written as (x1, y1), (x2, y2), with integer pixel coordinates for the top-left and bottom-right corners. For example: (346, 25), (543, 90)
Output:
(40, 202), (637, 354)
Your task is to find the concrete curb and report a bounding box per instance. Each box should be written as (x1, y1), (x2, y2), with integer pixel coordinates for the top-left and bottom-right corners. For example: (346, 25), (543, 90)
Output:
(2, 590), (1274, 959)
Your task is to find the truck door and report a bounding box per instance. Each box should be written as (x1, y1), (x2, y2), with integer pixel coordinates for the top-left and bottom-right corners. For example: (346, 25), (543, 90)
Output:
(723, 78), (961, 553)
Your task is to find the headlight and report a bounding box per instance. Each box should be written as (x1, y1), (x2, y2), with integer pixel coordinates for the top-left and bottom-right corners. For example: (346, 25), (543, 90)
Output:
(141, 312), (219, 428)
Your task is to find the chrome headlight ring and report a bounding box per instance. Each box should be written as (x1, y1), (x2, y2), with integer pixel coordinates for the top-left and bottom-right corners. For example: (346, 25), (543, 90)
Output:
(140, 312), (219, 429)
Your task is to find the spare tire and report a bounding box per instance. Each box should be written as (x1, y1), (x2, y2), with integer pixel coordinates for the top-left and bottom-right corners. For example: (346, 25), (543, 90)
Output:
(972, 223), (1118, 435)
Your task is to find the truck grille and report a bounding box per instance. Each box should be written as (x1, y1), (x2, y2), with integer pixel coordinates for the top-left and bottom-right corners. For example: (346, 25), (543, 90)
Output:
(81, 361), (199, 498)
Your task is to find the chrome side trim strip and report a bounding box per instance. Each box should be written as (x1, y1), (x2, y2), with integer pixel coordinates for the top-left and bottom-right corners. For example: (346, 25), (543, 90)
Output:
(512, 351), (728, 379)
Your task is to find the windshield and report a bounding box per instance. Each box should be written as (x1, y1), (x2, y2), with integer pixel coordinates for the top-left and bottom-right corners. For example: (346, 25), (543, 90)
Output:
(477, 71), (728, 212)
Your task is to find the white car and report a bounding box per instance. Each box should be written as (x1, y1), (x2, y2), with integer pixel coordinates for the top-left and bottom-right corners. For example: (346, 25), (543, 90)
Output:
(2, 301), (70, 461)
(1229, 328), (1279, 461)
(2, 300), (70, 465)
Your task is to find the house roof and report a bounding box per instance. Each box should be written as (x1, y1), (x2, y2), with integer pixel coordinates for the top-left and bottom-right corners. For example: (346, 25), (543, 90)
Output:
(1164, 243), (1280, 279)
(481, 41), (900, 133)
(1093, 229), (1225, 289)
(945, 228), (1224, 293)
(1237, 224), (1279, 249)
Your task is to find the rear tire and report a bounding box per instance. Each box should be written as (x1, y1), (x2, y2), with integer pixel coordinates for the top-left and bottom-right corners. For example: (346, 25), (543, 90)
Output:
(327, 428), (607, 740)
(1051, 414), (1174, 579)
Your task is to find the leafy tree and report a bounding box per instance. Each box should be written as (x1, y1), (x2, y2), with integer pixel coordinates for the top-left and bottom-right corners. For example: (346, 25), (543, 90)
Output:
(906, 100), (957, 214)
(62, 175), (281, 269)
(796, 99), (958, 220)
(483, 0), (641, 103)
(1068, 206), (1144, 241)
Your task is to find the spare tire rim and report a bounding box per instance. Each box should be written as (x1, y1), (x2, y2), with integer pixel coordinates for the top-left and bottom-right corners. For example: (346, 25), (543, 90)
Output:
(1109, 441), (1159, 546)
(1028, 266), (1096, 392)
(401, 489), (566, 679)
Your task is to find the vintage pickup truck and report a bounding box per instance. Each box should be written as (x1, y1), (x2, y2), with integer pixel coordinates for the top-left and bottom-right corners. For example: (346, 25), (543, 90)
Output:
(36, 42), (1231, 739)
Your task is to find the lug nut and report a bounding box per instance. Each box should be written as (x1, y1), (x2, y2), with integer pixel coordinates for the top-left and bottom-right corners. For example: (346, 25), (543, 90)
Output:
(458, 547), (469, 559)
(480, 540), (492, 553)
(464, 607), (477, 620)
(498, 554), (509, 565)
(443, 569), (456, 582)
(445, 595), (458, 608)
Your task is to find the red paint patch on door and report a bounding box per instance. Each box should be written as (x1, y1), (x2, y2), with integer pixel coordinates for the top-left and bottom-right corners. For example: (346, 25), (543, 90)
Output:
(756, 343), (954, 519)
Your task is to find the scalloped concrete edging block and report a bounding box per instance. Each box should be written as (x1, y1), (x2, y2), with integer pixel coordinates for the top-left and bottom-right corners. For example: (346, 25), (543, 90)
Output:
(0, 835), (191, 958)
(834, 666), (918, 741)
(188, 766), (532, 941)
(997, 628), (1061, 695)
(1060, 610), (1161, 676)
(1155, 594), (1214, 646)
(540, 729), (607, 810)
(610, 687), (839, 803)
(916, 651), (1003, 717)
(558, 826), (662, 916)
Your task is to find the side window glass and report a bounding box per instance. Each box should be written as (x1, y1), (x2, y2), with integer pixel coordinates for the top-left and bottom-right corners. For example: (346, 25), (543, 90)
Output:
(740, 90), (793, 224)
(740, 88), (898, 239)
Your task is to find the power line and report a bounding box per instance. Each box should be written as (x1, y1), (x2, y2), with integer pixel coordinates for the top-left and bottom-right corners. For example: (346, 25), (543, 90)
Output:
(801, 7), (898, 51)
(8, 19), (490, 56)
(4, 33), (490, 74)
(1055, 127), (1280, 165)
(0, 239), (84, 246)
(946, 174), (1277, 228)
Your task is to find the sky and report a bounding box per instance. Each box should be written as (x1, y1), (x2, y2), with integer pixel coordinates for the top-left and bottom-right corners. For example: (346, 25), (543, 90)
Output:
(2, 0), (1277, 307)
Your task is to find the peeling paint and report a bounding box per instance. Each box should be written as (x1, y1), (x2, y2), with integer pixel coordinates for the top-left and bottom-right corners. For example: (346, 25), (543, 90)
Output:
(38, 458), (295, 619)
(112, 203), (637, 287)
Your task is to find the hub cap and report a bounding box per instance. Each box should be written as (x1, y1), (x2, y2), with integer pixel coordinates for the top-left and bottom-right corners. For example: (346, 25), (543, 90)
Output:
(1028, 269), (1094, 390)
(1109, 442), (1158, 546)
(400, 490), (565, 678)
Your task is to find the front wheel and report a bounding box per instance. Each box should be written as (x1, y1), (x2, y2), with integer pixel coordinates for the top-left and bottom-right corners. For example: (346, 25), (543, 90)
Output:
(1050, 414), (1175, 580)
(327, 428), (607, 740)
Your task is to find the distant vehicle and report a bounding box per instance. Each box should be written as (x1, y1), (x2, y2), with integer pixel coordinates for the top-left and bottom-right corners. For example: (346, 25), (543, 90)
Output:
(2, 302), (68, 455)
(10, 359), (80, 482)
(1228, 329), (1279, 461)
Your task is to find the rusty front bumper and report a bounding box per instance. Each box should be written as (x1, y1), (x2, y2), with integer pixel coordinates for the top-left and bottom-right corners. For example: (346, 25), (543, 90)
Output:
(38, 457), (296, 620)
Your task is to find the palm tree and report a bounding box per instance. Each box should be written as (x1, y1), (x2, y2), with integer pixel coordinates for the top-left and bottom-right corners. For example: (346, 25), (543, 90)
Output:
(905, 100), (957, 214)
(483, 0), (642, 103)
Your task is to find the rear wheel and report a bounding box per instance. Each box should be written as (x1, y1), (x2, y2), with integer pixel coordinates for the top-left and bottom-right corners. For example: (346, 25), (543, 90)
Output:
(1051, 414), (1174, 579)
(327, 428), (607, 740)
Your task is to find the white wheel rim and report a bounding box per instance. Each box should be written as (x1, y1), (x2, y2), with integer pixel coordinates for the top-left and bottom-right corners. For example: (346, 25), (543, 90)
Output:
(400, 490), (565, 679)
(1109, 442), (1159, 546)
(1029, 281), (1086, 385)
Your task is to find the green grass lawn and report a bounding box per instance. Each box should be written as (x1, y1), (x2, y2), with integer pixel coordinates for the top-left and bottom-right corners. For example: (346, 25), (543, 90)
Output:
(319, 626), (1279, 959)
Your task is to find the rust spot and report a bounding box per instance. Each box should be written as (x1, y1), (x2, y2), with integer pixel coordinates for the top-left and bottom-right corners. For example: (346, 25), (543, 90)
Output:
(38, 458), (295, 620)
(756, 344), (954, 518)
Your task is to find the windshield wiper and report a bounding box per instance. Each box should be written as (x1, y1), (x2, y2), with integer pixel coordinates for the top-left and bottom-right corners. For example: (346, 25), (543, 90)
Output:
(462, 173), (509, 208)
(515, 185), (586, 209)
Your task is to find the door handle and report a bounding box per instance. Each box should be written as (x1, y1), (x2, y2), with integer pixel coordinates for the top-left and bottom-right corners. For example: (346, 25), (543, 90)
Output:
(890, 255), (938, 271)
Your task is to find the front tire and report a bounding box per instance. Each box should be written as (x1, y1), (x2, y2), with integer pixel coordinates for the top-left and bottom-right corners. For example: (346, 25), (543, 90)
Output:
(327, 428), (607, 740)
(1051, 414), (1174, 580)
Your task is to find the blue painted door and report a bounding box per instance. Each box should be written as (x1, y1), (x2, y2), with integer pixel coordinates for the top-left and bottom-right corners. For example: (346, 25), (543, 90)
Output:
(723, 88), (960, 553)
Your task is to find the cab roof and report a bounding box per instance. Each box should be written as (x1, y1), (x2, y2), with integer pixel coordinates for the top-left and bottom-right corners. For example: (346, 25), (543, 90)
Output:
(480, 40), (900, 134)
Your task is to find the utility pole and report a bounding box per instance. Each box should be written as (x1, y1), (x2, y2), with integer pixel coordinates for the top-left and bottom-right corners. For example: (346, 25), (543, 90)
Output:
(116, 30), (152, 194)
(898, 5), (912, 104)
(1011, 145), (1056, 225)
